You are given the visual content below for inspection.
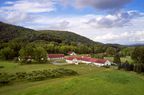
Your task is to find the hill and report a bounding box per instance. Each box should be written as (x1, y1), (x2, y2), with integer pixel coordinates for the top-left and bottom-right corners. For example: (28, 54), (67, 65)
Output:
(0, 22), (100, 45)
(0, 22), (35, 42)
(38, 30), (100, 45)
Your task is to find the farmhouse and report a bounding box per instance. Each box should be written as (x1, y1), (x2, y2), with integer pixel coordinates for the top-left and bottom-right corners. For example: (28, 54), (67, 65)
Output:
(47, 54), (64, 60)
(66, 56), (111, 67)
(67, 51), (77, 56)
(65, 56), (82, 65)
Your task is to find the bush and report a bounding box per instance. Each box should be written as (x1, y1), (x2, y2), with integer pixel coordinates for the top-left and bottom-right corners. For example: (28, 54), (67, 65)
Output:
(26, 68), (78, 81)
(134, 64), (144, 73)
(15, 72), (27, 80)
(0, 68), (78, 86)
(118, 62), (144, 73)
(103, 65), (110, 68)
(0, 73), (16, 86)
(0, 66), (4, 68)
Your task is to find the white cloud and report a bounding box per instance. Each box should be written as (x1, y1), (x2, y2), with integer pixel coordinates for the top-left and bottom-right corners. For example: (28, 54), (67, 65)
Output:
(0, 0), (56, 24)
(2, 0), (56, 13)
(40, 20), (70, 30)
(86, 11), (144, 28)
(94, 31), (144, 44)
(4, 1), (14, 5)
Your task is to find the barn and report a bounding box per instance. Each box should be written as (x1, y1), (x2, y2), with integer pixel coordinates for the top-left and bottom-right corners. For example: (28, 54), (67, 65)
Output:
(66, 56), (111, 67)
(47, 54), (64, 60)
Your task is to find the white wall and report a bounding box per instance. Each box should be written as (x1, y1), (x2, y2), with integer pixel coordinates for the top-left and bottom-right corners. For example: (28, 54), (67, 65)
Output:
(104, 61), (111, 66)
(47, 57), (64, 60)
(66, 60), (73, 64)
(66, 59), (111, 67)
(93, 63), (104, 67)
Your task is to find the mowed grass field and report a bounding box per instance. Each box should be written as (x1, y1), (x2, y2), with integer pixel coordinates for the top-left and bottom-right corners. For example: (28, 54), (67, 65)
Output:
(0, 61), (144, 95)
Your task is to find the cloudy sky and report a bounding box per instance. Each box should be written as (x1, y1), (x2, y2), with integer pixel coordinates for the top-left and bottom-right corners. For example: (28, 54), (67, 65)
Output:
(0, 0), (144, 45)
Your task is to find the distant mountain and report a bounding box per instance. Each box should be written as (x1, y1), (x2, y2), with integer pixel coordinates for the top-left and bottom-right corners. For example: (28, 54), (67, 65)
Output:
(0, 21), (101, 45)
(106, 43), (126, 49)
(127, 43), (144, 47)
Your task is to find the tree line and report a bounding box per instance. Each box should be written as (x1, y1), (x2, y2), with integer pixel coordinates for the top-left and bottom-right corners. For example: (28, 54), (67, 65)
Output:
(118, 46), (144, 73)
(0, 39), (109, 63)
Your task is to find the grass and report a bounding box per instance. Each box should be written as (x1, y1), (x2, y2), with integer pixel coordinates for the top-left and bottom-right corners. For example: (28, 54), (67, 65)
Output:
(0, 60), (144, 95)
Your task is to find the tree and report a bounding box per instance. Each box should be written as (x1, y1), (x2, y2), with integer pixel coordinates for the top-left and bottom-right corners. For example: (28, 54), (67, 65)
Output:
(113, 53), (121, 64)
(0, 47), (15, 60)
(8, 38), (28, 57)
(33, 47), (47, 63)
(106, 47), (116, 56)
(77, 44), (90, 54)
(121, 47), (135, 57)
(131, 47), (144, 64)
(19, 43), (34, 58)
(19, 43), (47, 63)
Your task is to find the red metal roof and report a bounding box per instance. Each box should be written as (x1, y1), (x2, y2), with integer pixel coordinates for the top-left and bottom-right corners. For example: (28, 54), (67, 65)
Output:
(67, 51), (76, 55)
(48, 54), (64, 58)
(90, 59), (107, 63)
(66, 56), (107, 64)
(66, 56), (82, 60)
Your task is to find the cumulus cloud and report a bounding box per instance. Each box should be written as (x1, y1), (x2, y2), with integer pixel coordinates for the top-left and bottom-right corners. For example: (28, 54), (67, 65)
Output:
(0, 0), (134, 25)
(86, 11), (144, 28)
(94, 31), (144, 44)
(0, 0), (56, 24)
(2, 0), (56, 13)
(46, 20), (70, 30)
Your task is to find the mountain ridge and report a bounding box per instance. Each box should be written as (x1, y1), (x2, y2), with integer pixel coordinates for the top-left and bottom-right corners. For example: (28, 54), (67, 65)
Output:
(0, 21), (101, 45)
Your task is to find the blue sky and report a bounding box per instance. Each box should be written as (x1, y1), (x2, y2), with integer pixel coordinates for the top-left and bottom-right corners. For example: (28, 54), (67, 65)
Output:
(0, 0), (144, 45)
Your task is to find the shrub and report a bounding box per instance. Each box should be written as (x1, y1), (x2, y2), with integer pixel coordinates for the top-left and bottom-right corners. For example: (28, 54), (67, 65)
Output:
(0, 66), (4, 68)
(103, 65), (110, 68)
(118, 62), (144, 73)
(15, 72), (27, 80)
(0, 73), (16, 86)
(134, 64), (144, 73)
(26, 68), (78, 81)
(0, 68), (78, 86)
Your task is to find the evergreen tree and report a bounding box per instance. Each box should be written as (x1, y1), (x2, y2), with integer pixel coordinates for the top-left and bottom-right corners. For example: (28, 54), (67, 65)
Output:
(113, 53), (121, 64)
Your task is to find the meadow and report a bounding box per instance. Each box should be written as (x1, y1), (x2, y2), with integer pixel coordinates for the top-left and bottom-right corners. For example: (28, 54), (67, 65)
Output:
(0, 61), (144, 95)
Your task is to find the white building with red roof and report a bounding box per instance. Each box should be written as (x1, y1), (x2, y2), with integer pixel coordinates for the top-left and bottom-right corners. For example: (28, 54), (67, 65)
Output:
(66, 56), (111, 67)
(47, 54), (64, 60)
(67, 51), (77, 56)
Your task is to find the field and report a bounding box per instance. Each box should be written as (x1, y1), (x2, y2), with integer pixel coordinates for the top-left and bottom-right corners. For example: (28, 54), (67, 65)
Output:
(0, 61), (144, 95)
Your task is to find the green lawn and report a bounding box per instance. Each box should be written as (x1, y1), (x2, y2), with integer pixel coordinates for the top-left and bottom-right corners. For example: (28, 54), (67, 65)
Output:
(0, 61), (144, 95)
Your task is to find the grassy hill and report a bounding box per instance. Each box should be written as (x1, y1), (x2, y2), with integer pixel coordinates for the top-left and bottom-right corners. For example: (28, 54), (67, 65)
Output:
(0, 22), (99, 45)
(0, 61), (144, 95)
(0, 22), (35, 42)
(39, 30), (100, 45)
